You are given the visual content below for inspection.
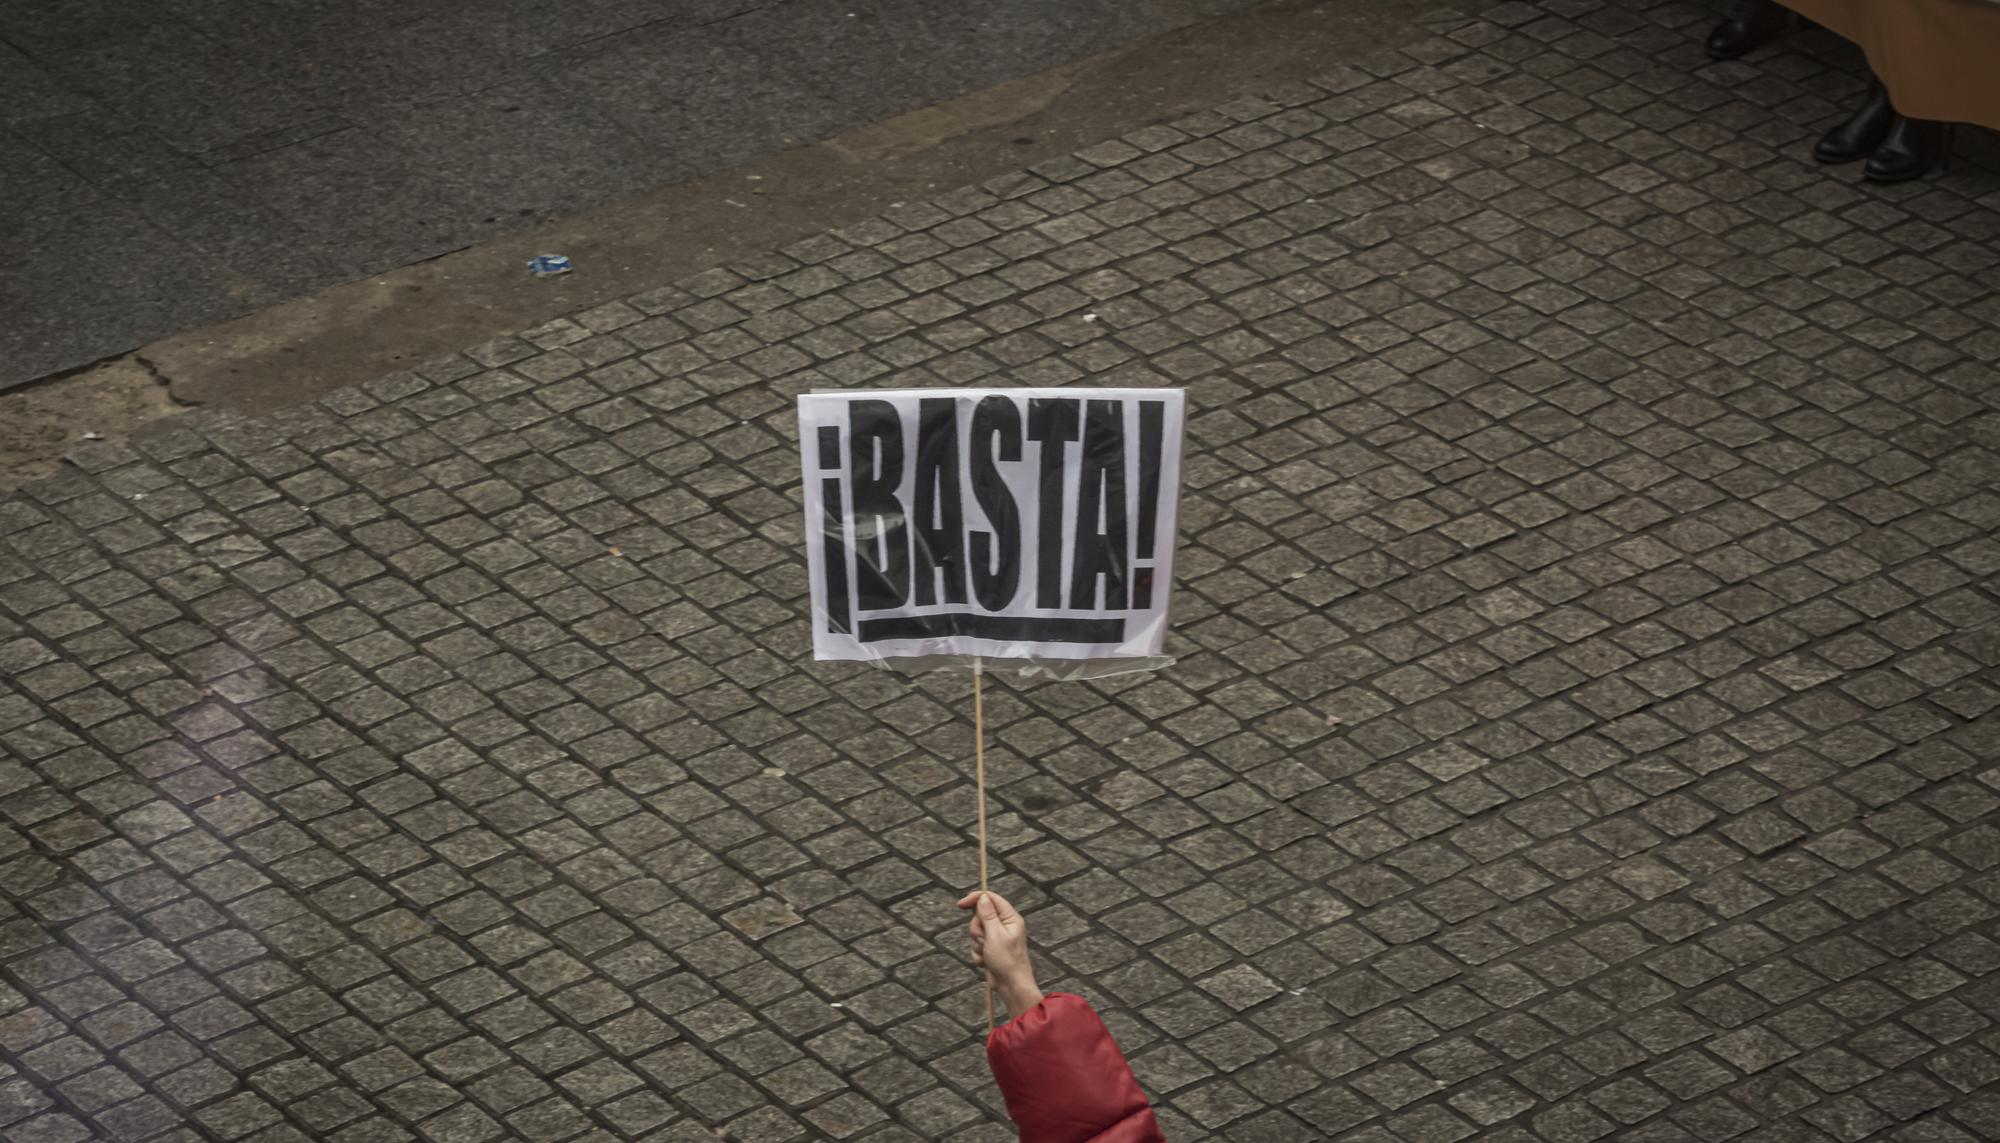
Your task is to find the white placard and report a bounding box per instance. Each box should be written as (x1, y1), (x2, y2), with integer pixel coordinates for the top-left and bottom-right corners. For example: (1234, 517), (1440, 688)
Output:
(799, 388), (1186, 664)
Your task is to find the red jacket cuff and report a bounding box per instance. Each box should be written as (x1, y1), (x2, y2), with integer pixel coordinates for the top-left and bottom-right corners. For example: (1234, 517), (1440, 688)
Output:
(986, 993), (1165, 1143)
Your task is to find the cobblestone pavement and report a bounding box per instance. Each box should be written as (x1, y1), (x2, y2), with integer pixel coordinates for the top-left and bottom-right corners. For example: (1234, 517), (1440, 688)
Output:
(6, 0), (2000, 1140)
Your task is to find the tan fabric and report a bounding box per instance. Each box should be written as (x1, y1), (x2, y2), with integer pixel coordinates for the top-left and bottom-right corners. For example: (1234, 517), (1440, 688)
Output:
(1779, 0), (2000, 130)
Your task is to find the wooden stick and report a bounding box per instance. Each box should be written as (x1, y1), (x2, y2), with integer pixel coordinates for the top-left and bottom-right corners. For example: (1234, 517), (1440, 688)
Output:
(974, 656), (994, 1032)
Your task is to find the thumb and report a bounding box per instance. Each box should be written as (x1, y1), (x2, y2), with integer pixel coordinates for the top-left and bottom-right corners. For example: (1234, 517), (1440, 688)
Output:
(976, 893), (999, 921)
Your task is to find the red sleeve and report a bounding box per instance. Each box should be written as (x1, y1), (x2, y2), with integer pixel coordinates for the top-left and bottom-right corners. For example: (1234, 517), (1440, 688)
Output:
(986, 993), (1166, 1143)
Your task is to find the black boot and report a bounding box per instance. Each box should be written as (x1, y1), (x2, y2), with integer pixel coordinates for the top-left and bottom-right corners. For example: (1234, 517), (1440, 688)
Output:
(1707, 0), (1792, 60)
(1864, 117), (1951, 183)
(1814, 82), (1896, 163)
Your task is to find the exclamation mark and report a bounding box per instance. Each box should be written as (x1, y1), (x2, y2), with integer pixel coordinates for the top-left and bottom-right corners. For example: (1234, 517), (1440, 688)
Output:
(1133, 400), (1164, 609)
(818, 425), (851, 633)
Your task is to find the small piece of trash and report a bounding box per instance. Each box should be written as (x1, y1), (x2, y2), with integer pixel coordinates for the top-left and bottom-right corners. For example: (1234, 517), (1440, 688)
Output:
(132, 494), (146, 500)
(1325, 714), (1343, 726)
(607, 547), (623, 557)
(81, 432), (103, 441)
(830, 1002), (844, 1008)
(1081, 313), (1099, 323)
(527, 254), (573, 277)
(723, 199), (746, 208)
(762, 767), (786, 778)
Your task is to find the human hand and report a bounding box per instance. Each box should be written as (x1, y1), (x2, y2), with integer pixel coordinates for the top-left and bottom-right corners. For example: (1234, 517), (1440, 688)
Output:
(958, 890), (1043, 1018)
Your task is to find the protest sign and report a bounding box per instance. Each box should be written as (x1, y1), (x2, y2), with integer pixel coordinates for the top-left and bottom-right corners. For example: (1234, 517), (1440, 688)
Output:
(798, 388), (1186, 671)
(797, 386), (1185, 1026)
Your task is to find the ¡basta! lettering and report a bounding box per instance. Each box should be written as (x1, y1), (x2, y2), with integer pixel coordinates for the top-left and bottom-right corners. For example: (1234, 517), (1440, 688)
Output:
(813, 394), (1171, 644)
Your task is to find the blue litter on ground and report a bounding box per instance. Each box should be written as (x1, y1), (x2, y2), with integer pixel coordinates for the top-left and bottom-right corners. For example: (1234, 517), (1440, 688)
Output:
(527, 255), (573, 277)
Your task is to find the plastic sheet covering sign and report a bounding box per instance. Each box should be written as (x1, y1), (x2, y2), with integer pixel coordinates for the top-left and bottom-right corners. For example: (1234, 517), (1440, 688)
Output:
(798, 388), (1186, 675)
